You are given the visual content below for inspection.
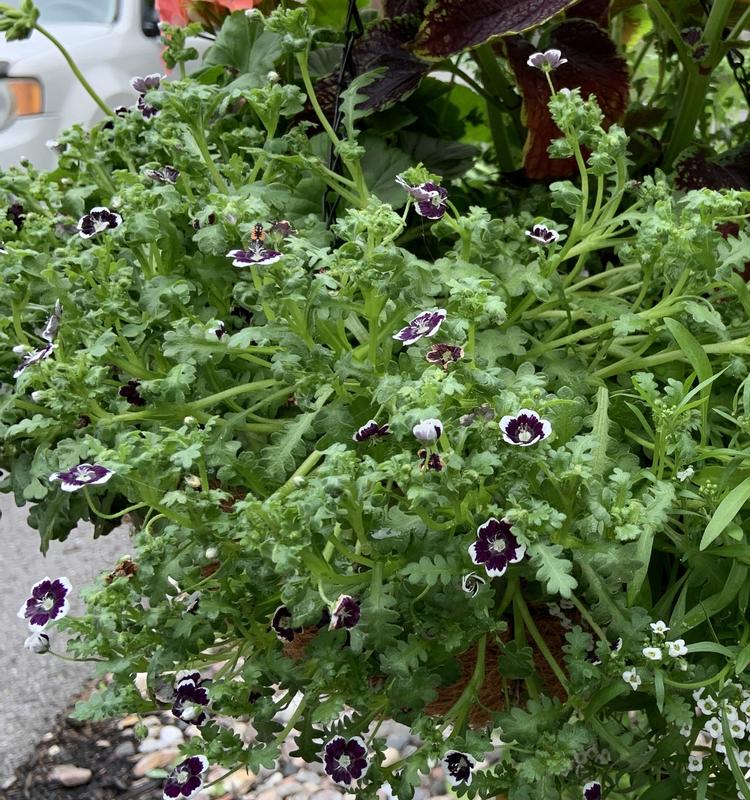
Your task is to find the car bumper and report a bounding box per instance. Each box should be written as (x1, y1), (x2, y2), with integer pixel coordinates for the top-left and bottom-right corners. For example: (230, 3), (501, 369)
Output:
(0, 114), (60, 171)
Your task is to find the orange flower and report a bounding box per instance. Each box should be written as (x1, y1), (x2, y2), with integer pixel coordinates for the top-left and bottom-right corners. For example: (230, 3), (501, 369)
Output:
(155, 0), (259, 28)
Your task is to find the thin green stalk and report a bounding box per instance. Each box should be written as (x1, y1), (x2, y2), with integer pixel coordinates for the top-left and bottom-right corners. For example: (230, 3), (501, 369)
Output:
(34, 23), (113, 118)
(515, 593), (570, 695)
(190, 122), (229, 193)
(83, 488), (147, 520)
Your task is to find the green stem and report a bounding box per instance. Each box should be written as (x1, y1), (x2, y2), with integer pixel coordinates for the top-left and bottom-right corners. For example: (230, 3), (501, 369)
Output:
(190, 122), (229, 193)
(83, 488), (148, 520)
(515, 593), (570, 696)
(34, 23), (113, 118)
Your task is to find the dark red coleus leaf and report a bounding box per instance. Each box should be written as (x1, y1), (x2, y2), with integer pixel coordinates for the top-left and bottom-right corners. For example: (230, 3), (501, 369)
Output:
(383, 0), (427, 16)
(353, 17), (431, 110)
(413, 0), (579, 58)
(567, 0), (610, 26)
(674, 144), (750, 191)
(311, 17), (430, 118)
(505, 20), (629, 179)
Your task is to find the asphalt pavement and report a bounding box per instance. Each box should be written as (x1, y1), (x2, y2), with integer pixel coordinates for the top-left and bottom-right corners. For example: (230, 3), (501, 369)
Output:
(0, 494), (131, 784)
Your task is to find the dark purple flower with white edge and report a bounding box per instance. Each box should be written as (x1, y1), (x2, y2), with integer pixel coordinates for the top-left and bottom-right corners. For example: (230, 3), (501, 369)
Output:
(583, 782), (602, 800)
(469, 517), (525, 578)
(41, 300), (63, 343)
(147, 165), (180, 184)
(353, 419), (391, 443)
(500, 409), (552, 447)
(13, 342), (55, 378)
(172, 672), (210, 725)
(418, 448), (444, 471)
(271, 605), (296, 642)
(329, 594), (361, 630)
(49, 463), (114, 492)
(526, 224), (560, 245)
(137, 94), (159, 119)
(527, 49), (568, 71)
(214, 321), (226, 339)
(0, 242), (7, 254)
(7, 202), (25, 230)
(114, 105), (129, 117)
(442, 751), (477, 787)
(426, 342), (464, 369)
(395, 175), (448, 219)
(24, 631), (51, 653)
(323, 736), (369, 785)
(412, 418), (443, 443)
(77, 206), (122, 238)
(227, 242), (282, 267)
(393, 309), (446, 346)
(119, 379), (146, 406)
(130, 73), (162, 93)
(461, 572), (486, 597)
(162, 755), (208, 800)
(17, 576), (72, 630)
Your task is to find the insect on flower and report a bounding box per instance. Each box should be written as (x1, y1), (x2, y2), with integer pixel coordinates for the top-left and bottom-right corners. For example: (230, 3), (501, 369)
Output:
(226, 224), (282, 267)
(18, 576), (72, 630)
(442, 751), (477, 786)
(323, 736), (369, 785)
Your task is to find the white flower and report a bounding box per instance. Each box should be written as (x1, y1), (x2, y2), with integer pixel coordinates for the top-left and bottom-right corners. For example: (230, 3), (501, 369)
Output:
(622, 669), (641, 690)
(697, 696), (718, 715)
(740, 697), (750, 715)
(726, 705), (740, 722)
(650, 620), (670, 636)
(526, 48), (568, 71)
(667, 639), (688, 657)
(643, 646), (663, 661)
(687, 754), (704, 772)
(205, 546), (218, 560)
(693, 687), (705, 702)
(704, 717), (723, 739)
(677, 466), (694, 481)
(738, 750), (750, 768)
(412, 418), (443, 443)
(729, 719), (747, 739)
(679, 723), (693, 738)
(24, 631), (50, 654)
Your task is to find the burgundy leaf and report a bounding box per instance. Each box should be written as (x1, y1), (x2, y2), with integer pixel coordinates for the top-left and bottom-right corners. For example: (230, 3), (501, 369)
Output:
(567, 0), (610, 27)
(413, 0), (579, 58)
(353, 18), (430, 110)
(674, 144), (750, 191)
(505, 20), (629, 179)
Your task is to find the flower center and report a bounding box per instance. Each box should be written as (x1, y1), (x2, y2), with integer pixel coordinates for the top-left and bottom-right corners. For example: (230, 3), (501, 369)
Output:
(174, 768), (188, 785)
(40, 594), (55, 611)
(516, 425), (534, 443)
(77, 467), (95, 480)
(490, 537), (507, 554)
(415, 321), (431, 334)
(338, 755), (351, 769)
(427, 191), (441, 206)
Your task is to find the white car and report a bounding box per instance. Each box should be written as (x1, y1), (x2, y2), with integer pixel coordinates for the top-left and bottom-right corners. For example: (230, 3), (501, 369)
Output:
(0, 0), (170, 171)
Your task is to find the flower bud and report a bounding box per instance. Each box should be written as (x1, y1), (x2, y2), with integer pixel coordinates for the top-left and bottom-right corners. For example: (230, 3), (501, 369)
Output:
(205, 546), (218, 560)
(184, 474), (201, 489)
(412, 418), (443, 443)
(266, 70), (280, 83)
(24, 631), (50, 654)
(183, 416), (198, 426)
(31, 391), (44, 403)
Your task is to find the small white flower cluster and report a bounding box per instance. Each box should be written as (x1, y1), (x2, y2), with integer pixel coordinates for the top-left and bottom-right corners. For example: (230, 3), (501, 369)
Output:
(685, 685), (750, 782)
(622, 621), (689, 691)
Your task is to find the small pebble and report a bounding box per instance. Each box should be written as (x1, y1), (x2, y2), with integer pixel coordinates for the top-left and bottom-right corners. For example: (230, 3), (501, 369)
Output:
(133, 749), (180, 777)
(114, 740), (136, 758)
(47, 744), (61, 757)
(49, 764), (93, 787)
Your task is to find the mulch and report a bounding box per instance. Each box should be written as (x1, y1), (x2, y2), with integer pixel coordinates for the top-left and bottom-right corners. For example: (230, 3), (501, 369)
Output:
(2, 709), (161, 800)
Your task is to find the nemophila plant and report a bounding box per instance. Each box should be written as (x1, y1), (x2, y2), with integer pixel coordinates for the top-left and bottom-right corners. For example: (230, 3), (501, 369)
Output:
(3, 0), (750, 798)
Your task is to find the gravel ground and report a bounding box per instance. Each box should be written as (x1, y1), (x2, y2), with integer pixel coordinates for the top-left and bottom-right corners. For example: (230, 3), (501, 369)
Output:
(0, 494), (132, 784)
